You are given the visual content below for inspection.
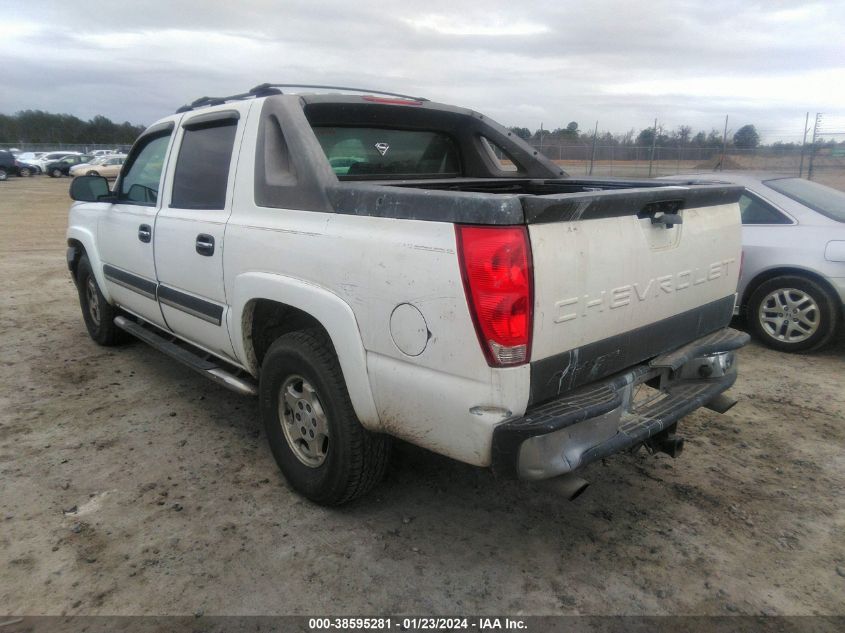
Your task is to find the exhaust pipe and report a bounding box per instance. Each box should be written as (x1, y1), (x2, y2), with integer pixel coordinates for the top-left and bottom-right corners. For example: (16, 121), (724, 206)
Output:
(539, 473), (590, 501)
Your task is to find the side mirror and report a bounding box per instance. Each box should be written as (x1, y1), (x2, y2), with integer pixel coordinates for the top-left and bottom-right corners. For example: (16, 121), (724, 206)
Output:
(127, 183), (157, 204)
(69, 175), (113, 202)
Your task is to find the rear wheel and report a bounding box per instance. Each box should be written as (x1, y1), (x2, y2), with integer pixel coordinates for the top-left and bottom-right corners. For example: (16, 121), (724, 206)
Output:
(76, 254), (124, 346)
(747, 275), (839, 352)
(86, 170), (99, 176)
(51, 168), (62, 177)
(259, 330), (390, 505)
(0, 168), (7, 181)
(19, 167), (31, 177)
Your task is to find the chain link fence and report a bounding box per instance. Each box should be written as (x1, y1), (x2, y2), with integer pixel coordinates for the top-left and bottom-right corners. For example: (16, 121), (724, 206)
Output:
(4, 140), (844, 191)
(528, 141), (845, 190)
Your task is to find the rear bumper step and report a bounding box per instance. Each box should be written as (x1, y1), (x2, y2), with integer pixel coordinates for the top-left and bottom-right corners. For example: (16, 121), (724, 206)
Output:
(114, 316), (257, 396)
(492, 328), (749, 480)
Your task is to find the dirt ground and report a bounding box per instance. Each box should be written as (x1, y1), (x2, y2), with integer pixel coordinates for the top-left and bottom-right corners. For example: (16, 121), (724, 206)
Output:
(1, 176), (844, 616)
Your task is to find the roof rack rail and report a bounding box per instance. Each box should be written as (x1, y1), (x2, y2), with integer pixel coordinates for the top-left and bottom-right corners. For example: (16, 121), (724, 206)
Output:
(249, 83), (428, 101)
(175, 83), (427, 113)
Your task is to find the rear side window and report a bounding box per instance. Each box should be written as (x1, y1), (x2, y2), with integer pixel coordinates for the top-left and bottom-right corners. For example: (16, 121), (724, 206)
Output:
(171, 120), (238, 209)
(313, 127), (460, 179)
(739, 193), (791, 225)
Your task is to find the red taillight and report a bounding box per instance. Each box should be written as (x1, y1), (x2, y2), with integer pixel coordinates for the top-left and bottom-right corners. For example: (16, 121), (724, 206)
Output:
(456, 225), (533, 367)
(361, 96), (423, 106)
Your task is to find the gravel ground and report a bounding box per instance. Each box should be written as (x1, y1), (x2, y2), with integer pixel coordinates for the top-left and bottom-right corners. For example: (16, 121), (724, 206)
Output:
(1, 176), (844, 616)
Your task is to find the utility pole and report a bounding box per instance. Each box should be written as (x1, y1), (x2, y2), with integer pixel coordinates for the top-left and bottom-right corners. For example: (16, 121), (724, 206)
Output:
(798, 112), (809, 178)
(719, 115), (729, 171)
(648, 118), (658, 177)
(808, 113), (821, 181)
(589, 120), (599, 176)
(538, 123), (544, 154)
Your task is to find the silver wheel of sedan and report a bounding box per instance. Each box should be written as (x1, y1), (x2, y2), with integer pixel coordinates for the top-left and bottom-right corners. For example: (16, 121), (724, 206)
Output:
(278, 374), (329, 467)
(758, 287), (819, 343)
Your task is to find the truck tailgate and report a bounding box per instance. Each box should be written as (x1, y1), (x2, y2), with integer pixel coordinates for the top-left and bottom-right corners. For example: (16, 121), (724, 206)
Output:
(525, 185), (743, 404)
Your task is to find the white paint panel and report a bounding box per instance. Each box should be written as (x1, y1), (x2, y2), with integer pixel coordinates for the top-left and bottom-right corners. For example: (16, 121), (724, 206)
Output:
(366, 352), (530, 466)
(97, 202), (165, 327)
(529, 203), (742, 360)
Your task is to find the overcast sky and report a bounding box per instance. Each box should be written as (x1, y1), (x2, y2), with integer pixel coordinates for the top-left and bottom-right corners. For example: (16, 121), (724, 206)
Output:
(3, 0), (844, 142)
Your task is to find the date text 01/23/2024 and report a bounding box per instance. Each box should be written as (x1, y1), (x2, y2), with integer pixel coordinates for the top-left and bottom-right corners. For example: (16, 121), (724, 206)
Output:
(308, 617), (527, 631)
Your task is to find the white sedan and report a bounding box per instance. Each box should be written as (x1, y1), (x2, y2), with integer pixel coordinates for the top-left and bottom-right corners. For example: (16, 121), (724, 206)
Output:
(660, 172), (845, 352)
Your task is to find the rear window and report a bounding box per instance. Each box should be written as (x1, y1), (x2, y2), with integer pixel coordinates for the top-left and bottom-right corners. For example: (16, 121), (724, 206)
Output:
(313, 127), (460, 179)
(764, 178), (845, 223)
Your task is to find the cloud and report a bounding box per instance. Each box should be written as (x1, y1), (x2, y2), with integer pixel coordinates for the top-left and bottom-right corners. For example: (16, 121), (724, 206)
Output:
(1, 0), (843, 141)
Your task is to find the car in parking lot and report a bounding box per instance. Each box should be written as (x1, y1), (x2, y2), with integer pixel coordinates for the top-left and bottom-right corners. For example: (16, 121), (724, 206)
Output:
(32, 151), (82, 173)
(661, 172), (845, 352)
(69, 154), (125, 179)
(14, 151), (46, 168)
(45, 154), (96, 177)
(0, 150), (39, 179)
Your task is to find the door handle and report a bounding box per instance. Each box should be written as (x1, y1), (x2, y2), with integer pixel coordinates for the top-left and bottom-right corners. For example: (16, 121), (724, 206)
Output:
(650, 213), (683, 228)
(196, 234), (215, 256)
(638, 200), (684, 229)
(138, 224), (152, 243)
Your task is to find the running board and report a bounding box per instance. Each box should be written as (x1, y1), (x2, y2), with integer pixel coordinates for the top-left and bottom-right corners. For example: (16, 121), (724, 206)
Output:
(114, 316), (257, 396)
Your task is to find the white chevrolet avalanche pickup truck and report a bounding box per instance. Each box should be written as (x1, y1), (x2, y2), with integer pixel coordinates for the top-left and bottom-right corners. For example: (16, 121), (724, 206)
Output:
(66, 84), (748, 505)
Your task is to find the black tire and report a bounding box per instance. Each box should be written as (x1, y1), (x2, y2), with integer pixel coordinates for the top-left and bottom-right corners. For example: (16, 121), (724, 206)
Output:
(75, 254), (124, 346)
(0, 168), (7, 181)
(259, 329), (390, 505)
(86, 170), (99, 176)
(746, 275), (839, 352)
(51, 168), (62, 178)
(19, 167), (31, 177)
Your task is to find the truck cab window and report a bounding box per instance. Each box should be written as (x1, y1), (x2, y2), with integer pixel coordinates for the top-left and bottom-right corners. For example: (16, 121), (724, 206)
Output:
(313, 127), (461, 179)
(118, 133), (171, 205)
(171, 120), (238, 209)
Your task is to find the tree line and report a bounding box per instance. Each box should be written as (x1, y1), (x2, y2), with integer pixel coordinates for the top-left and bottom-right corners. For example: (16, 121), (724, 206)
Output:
(509, 122), (842, 150)
(0, 110), (145, 145)
(2, 109), (839, 151)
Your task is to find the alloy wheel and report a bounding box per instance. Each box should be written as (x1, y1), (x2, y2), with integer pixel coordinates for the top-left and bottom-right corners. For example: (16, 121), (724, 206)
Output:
(758, 287), (820, 343)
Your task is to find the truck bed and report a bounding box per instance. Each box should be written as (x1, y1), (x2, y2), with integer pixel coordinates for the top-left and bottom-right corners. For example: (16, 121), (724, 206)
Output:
(327, 177), (743, 225)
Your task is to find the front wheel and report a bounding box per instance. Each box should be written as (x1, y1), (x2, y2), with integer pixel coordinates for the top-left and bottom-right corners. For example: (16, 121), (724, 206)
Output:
(746, 275), (839, 352)
(51, 168), (62, 177)
(259, 330), (391, 505)
(19, 167), (31, 177)
(0, 168), (7, 181)
(86, 170), (99, 176)
(75, 254), (124, 346)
